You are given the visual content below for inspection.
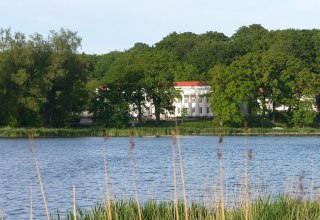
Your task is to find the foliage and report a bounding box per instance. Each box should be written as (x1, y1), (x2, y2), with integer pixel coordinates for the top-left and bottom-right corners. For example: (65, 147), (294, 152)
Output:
(92, 51), (122, 79)
(138, 50), (181, 125)
(181, 107), (188, 122)
(92, 86), (129, 128)
(101, 49), (147, 123)
(231, 24), (270, 55)
(291, 101), (317, 127)
(0, 28), (88, 127)
(1, 25), (320, 128)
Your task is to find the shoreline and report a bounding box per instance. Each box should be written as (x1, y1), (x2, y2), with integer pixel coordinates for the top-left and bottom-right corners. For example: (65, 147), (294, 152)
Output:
(0, 127), (319, 138)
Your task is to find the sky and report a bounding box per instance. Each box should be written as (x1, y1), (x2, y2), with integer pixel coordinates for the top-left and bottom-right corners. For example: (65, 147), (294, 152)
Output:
(1, 0), (320, 55)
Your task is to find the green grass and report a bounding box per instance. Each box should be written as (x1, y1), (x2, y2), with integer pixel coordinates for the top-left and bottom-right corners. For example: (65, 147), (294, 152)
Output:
(51, 196), (320, 220)
(0, 123), (319, 138)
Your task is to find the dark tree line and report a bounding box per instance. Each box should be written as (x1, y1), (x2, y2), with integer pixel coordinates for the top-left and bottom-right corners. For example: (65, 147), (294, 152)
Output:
(0, 28), (88, 127)
(0, 24), (319, 128)
(209, 25), (320, 127)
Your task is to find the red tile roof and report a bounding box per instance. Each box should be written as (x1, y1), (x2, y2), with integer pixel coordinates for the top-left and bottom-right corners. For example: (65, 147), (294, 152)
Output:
(98, 85), (109, 90)
(174, 81), (208, 87)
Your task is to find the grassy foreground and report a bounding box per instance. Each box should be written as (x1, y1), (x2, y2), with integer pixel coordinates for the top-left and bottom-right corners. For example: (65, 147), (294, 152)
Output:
(53, 197), (320, 220)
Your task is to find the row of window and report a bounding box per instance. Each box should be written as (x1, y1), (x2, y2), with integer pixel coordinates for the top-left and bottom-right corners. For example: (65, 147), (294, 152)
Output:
(177, 107), (211, 114)
(183, 97), (209, 104)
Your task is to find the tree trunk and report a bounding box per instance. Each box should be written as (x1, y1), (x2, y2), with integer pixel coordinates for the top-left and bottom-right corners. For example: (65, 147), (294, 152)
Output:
(153, 97), (161, 126)
(137, 104), (142, 123)
(261, 95), (266, 118)
(272, 101), (276, 122)
(155, 110), (160, 126)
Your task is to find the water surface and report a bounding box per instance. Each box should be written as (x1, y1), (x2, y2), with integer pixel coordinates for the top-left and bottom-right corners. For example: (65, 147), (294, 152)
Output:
(0, 136), (319, 218)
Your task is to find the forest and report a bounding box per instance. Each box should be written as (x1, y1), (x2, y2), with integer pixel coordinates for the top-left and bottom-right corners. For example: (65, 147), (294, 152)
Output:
(0, 24), (319, 128)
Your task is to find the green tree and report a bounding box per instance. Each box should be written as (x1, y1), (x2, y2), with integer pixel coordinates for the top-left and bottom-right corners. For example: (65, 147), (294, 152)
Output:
(181, 107), (188, 123)
(231, 24), (270, 55)
(43, 29), (88, 127)
(155, 32), (199, 60)
(185, 31), (233, 76)
(260, 50), (314, 122)
(139, 50), (180, 125)
(104, 48), (185, 126)
(269, 29), (317, 71)
(209, 64), (248, 126)
(92, 85), (129, 128)
(291, 101), (317, 127)
(93, 51), (122, 79)
(0, 28), (89, 127)
(103, 51), (146, 123)
(0, 29), (50, 126)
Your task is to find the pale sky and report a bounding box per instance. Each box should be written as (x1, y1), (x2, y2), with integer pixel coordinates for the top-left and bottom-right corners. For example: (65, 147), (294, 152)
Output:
(1, 0), (319, 54)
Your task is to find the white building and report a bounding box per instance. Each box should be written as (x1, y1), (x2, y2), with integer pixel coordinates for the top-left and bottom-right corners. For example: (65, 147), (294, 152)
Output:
(131, 81), (213, 119)
(172, 81), (213, 118)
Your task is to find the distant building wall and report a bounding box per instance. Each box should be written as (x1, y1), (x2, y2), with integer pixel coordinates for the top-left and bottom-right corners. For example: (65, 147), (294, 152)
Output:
(171, 81), (212, 118)
(129, 81), (213, 119)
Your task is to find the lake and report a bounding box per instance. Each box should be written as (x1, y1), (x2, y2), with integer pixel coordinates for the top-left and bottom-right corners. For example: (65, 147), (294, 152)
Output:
(0, 136), (319, 219)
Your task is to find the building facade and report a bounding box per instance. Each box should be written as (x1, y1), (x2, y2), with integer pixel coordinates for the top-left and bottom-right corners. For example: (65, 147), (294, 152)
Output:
(172, 81), (213, 118)
(130, 81), (212, 119)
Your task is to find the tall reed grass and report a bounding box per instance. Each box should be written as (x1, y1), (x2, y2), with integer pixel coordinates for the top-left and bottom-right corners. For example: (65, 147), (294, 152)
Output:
(0, 208), (4, 220)
(129, 128), (143, 220)
(29, 136), (50, 220)
(58, 196), (320, 220)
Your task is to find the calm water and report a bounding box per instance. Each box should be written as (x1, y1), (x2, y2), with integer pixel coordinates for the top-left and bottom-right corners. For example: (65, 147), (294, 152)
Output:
(0, 136), (319, 218)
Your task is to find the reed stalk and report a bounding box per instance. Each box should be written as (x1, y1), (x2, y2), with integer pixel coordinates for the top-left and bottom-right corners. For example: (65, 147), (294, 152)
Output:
(175, 121), (189, 220)
(217, 128), (225, 220)
(73, 186), (77, 220)
(244, 122), (250, 220)
(244, 153), (249, 220)
(296, 171), (304, 220)
(30, 181), (33, 220)
(103, 135), (112, 220)
(130, 128), (142, 220)
(104, 158), (112, 220)
(244, 159), (249, 220)
(171, 131), (180, 220)
(28, 137), (50, 220)
(318, 187), (320, 214)
(310, 162), (315, 201)
(0, 208), (3, 220)
(213, 181), (219, 220)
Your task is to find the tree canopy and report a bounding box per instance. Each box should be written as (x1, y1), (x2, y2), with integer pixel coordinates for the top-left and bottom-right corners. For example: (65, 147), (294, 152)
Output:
(0, 28), (88, 127)
(0, 25), (319, 128)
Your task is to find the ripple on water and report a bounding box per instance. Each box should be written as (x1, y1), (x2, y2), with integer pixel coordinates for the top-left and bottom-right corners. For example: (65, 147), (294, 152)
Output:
(0, 136), (319, 218)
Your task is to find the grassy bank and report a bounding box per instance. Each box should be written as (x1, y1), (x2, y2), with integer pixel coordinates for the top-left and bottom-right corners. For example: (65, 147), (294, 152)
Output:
(54, 196), (320, 220)
(0, 126), (319, 138)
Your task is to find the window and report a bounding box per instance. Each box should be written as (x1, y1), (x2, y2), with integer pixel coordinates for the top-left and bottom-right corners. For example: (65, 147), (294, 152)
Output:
(177, 108), (181, 114)
(200, 107), (202, 114)
(192, 107), (195, 113)
(199, 98), (203, 103)
(207, 107), (210, 114)
(184, 98), (188, 103)
(191, 97), (196, 103)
